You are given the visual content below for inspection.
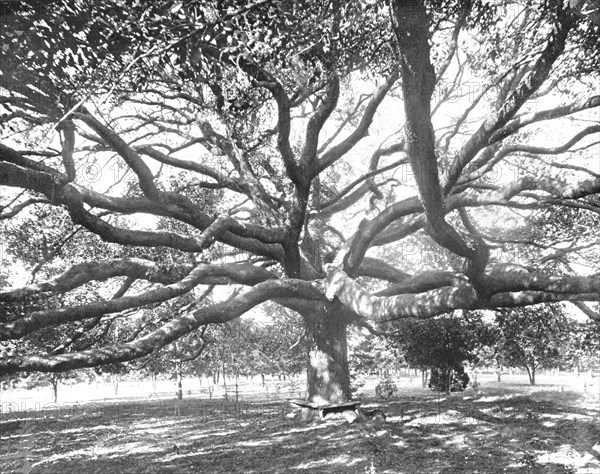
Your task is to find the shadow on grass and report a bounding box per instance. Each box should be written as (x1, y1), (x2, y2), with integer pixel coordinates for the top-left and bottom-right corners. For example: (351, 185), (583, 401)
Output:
(1, 385), (599, 473)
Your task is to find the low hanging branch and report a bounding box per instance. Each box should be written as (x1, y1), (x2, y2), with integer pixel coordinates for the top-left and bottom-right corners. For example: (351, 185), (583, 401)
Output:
(0, 278), (323, 375)
(321, 264), (600, 322)
(0, 261), (279, 341)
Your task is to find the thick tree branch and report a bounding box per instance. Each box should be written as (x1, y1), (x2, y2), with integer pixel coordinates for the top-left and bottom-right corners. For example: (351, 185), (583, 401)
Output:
(435, 7), (468, 82)
(342, 196), (423, 272)
(342, 171), (600, 273)
(0, 278), (323, 375)
(390, 0), (489, 283)
(355, 257), (411, 283)
(322, 266), (600, 322)
(0, 263), (280, 340)
(0, 259), (193, 302)
(301, 75), (340, 180)
(376, 271), (468, 296)
(490, 95), (600, 144)
(1, 147), (286, 256)
(317, 155), (406, 219)
(0, 142), (62, 177)
(194, 41), (301, 186)
(58, 119), (76, 183)
(0, 198), (48, 219)
(444, 5), (576, 191)
(138, 145), (244, 193)
(73, 110), (160, 200)
(317, 70), (399, 175)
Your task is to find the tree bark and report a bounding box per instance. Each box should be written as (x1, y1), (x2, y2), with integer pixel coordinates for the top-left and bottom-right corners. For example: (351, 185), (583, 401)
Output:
(302, 302), (352, 403)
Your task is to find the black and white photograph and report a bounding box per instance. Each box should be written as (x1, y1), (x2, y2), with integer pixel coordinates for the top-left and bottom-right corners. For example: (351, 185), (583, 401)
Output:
(1, 0), (599, 472)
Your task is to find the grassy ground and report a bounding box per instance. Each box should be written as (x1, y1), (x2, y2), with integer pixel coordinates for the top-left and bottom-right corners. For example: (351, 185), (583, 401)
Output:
(1, 375), (599, 473)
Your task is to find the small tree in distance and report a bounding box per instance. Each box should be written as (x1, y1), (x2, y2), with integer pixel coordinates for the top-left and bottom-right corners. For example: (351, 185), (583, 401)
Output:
(561, 320), (600, 376)
(349, 332), (402, 397)
(389, 312), (497, 393)
(495, 304), (570, 385)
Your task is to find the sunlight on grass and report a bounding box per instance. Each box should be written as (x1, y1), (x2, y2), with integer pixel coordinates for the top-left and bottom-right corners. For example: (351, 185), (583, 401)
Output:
(284, 423), (338, 434)
(564, 412), (594, 421)
(187, 429), (242, 441)
(537, 443), (600, 470)
(294, 453), (364, 470)
(33, 439), (157, 468)
(236, 439), (273, 447)
(2, 375), (599, 473)
(474, 394), (519, 403)
(445, 433), (469, 448)
(405, 408), (478, 426)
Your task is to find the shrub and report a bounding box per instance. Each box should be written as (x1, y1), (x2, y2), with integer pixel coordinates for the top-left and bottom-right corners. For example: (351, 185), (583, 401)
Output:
(428, 366), (470, 392)
(375, 379), (398, 399)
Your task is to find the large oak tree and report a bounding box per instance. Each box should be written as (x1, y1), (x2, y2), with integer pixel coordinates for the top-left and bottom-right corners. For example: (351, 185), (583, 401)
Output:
(1, 0), (599, 403)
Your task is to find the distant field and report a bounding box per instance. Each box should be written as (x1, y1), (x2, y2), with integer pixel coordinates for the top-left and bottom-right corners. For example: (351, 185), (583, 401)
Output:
(1, 372), (598, 473)
(2, 370), (597, 407)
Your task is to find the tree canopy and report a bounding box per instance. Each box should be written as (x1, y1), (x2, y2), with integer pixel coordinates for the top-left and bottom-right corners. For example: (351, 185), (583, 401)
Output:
(495, 304), (574, 385)
(1, 1), (599, 401)
(391, 312), (495, 378)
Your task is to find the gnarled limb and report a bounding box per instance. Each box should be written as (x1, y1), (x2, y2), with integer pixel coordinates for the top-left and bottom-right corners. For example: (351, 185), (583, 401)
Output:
(73, 110), (160, 200)
(490, 95), (600, 144)
(0, 262), (281, 340)
(444, 4), (576, 191)
(58, 119), (76, 183)
(0, 198), (48, 219)
(0, 278), (324, 375)
(322, 266), (600, 322)
(0, 259), (191, 302)
(301, 75), (340, 178)
(391, 0), (490, 284)
(317, 70), (399, 175)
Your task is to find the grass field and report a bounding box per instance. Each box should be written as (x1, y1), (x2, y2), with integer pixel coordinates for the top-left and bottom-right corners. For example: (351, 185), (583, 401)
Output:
(1, 373), (599, 473)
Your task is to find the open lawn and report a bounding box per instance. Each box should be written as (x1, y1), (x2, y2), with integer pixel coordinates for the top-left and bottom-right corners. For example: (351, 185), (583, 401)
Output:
(1, 374), (599, 473)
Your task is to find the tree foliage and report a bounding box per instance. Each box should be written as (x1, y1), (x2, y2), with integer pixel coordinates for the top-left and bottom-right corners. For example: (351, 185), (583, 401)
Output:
(389, 312), (496, 392)
(1, 1), (599, 403)
(495, 304), (573, 384)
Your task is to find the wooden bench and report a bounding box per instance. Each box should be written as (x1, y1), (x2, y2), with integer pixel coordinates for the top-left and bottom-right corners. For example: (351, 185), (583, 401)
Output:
(289, 399), (362, 422)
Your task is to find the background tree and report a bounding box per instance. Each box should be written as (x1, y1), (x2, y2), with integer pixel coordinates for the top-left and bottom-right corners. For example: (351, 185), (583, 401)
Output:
(561, 320), (600, 376)
(1, 0), (599, 404)
(388, 312), (497, 393)
(349, 331), (402, 396)
(495, 304), (571, 385)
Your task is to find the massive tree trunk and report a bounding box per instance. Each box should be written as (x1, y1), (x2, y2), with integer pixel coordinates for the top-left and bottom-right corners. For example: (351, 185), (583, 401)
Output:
(301, 301), (352, 403)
